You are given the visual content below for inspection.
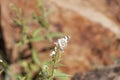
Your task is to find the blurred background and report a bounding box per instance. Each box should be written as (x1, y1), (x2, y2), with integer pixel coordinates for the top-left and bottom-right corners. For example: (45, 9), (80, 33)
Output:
(1, 0), (120, 80)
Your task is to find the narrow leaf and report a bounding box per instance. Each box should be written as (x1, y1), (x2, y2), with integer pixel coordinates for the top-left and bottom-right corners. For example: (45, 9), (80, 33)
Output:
(32, 48), (40, 65)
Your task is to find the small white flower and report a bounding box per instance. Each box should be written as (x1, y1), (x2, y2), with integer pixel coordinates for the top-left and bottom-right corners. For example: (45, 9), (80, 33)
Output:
(50, 51), (56, 56)
(43, 65), (48, 70)
(55, 36), (70, 51)
(0, 59), (3, 62)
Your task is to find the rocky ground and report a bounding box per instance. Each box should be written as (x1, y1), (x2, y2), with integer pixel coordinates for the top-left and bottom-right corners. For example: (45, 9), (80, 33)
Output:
(1, 0), (120, 80)
(72, 65), (120, 80)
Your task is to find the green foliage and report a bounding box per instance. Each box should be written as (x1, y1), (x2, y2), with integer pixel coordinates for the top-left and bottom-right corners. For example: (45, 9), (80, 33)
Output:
(32, 48), (40, 65)
(0, 69), (4, 75)
(18, 76), (26, 80)
(33, 0), (50, 30)
(53, 69), (70, 78)
(0, 0), (69, 80)
(0, 54), (8, 76)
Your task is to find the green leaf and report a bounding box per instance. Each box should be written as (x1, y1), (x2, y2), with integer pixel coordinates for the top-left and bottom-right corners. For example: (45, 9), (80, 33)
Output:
(46, 61), (54, 66)
(55, 63), (64, 67)
(18, 76), (26, 80)
(13, 19), (21, 26)
(30, 63), (39, 71)
(23, 35), (29, 44)
(50, 33), (64, 38)
(0, 59), (8, 68)
(33, 28), (41, 37)
(32, 48), (40, 65)
(38, 19), (49, 29)
(17, 41), (23, 47)
(54, 72), (70, 77)
(46, 32), (64, 42)
(0, 69), (4, 74)
(57, 76), (70, 80)
(10, 3), (17, 12)
(21, 61), (29, 72)
(23, 26), (28, 33)
(31, 36), (44, 42)
(37, 0), (42, 8)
